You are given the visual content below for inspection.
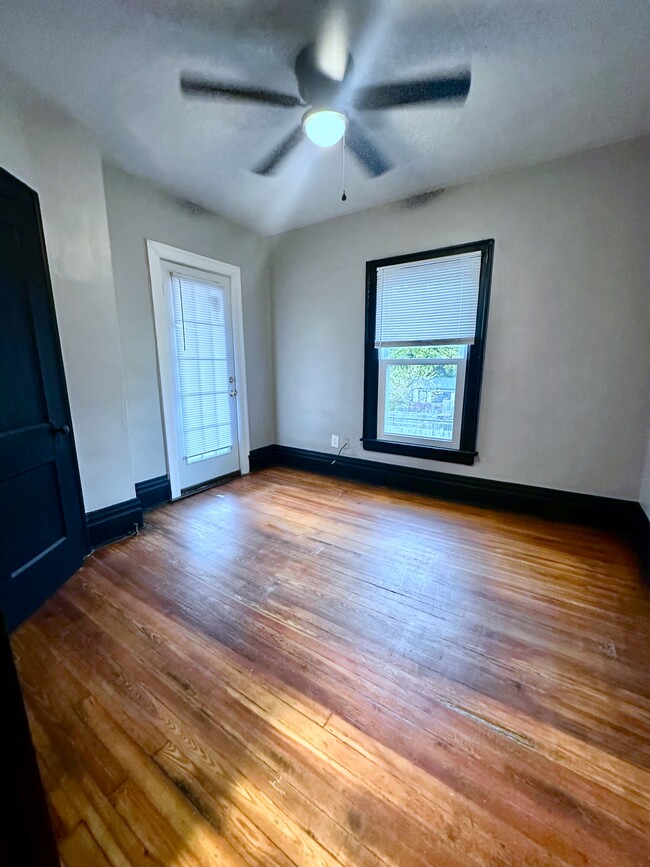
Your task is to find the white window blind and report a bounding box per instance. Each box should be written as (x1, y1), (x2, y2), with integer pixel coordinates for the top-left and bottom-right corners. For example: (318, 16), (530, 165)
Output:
(170, 274), (233, 463)
(375, 250), (482, 347)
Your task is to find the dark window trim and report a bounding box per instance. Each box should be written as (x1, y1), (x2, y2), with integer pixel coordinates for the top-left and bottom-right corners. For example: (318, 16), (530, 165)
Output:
(362, 239), (494, 465)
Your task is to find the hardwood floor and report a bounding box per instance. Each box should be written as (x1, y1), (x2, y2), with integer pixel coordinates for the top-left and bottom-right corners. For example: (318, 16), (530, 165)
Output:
(11, 467), (650, 866)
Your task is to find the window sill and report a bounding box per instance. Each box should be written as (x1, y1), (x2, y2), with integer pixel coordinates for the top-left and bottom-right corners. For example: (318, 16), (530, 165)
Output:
(361, 437), (477, 465)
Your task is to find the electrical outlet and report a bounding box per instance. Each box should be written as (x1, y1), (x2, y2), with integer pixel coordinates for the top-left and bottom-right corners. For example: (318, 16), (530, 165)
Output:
(342, 437), (350, 450)
(331, 434), (339, 448)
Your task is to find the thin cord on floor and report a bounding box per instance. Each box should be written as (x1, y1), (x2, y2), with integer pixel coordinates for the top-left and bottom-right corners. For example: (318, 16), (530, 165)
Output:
(331, 442), (349, 465)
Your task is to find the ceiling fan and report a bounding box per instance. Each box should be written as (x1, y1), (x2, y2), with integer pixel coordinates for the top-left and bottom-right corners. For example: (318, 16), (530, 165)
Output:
(180, 43), (471, 177)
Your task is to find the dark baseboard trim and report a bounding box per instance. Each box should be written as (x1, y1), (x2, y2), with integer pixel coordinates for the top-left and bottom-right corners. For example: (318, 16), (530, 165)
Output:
(249, 445), (279, 472)
(135, 475), (172, 511)
(86, 498), (143, 549)
(252, 444), (639, 532)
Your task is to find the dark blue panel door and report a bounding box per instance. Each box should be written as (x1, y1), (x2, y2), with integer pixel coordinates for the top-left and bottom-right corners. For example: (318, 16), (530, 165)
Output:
(0, 167), (88, 631)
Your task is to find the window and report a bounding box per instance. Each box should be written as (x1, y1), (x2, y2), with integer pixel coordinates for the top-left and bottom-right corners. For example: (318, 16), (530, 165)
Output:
(363, 240), (494, 465)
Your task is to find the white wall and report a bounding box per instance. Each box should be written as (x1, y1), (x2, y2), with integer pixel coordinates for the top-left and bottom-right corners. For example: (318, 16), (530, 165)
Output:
(103, 163), (275, 483)
(271, 136), (650, 500)
(0, 69), (135, 512)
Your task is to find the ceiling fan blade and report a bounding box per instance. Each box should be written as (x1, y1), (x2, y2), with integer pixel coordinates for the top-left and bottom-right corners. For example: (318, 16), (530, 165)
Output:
(346, 120), (392, 177)
(354, 70), (471, 110)
(253, 125), (304, 175)
(181, 76), (304, 108)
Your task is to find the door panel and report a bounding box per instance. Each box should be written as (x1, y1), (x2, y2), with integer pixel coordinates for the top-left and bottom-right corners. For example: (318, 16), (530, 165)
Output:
(0, 167), (88, 631)
(164, 263), (240, 493)
(1, 463), (66, 576)
(0, 218), (48, 430)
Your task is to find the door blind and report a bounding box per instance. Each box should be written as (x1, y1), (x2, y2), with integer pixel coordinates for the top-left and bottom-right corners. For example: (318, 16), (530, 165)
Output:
(375, 250), (482, 347)
(170, 274), (234, 463)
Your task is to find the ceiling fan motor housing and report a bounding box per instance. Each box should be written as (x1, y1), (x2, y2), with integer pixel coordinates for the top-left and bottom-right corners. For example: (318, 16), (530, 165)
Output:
(294, 43), (353, 112)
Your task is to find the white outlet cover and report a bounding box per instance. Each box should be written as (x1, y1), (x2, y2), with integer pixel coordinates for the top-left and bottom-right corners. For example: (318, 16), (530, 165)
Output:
(331, 435), (339, 448)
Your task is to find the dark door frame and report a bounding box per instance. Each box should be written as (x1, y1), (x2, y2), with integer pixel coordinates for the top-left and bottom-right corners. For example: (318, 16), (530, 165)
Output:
(0, 613), (59, 866)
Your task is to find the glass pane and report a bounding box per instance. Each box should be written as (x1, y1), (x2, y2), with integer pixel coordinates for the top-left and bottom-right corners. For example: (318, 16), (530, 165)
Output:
(383, 362), (457, 442)
(171, 275), (234, 463)
(381, 345), (466, 360)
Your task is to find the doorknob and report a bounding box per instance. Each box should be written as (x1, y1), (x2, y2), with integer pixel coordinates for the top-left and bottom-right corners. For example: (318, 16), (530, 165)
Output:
(50, 422), (70, 435)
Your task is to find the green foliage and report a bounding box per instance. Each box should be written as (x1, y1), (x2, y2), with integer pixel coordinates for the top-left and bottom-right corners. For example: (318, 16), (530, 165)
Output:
(383, 346), (461, 410)
(386, 345), (461, 360)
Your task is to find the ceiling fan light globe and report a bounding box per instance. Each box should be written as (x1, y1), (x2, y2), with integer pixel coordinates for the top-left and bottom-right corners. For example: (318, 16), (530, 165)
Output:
(303, 110), (347, 147)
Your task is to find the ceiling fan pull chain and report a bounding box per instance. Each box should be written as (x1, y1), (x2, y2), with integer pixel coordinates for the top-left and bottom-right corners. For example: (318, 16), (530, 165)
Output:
(341, 133), (347, 202)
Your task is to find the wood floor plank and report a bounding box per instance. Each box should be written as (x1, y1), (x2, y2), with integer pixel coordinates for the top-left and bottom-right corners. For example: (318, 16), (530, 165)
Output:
(58, 821), (112, 867)
(111, 778), (205, 867)
(14, 625), (128, 798)
(56, 586), (384, 865)
(57, 775), (132, 867)
(12, 467), (650, 866)
(78, 695), (248, 866)
(153, 740), (297, 867)
(93, 523), (650, 770)
(48, 592), (457, 865)
(62, 772), (156, 867)
(122, 487), (650, 764)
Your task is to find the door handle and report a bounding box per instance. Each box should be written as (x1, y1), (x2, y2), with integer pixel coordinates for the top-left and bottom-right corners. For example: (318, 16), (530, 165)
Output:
(229, 390), (238, 397)
(50, 422), (70, 435)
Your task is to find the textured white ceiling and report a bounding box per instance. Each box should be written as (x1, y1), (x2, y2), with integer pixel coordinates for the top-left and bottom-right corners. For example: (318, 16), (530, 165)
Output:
(1, 0), (649, 235)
